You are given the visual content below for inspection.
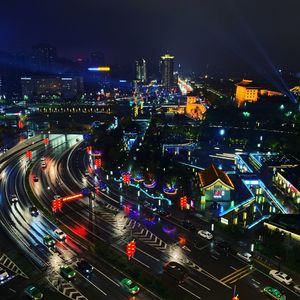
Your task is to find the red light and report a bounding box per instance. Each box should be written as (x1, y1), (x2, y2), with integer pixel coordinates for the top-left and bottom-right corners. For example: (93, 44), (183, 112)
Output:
(126, 240), (136, 259)
(122, 173), (131, 185)
(72, 225), (87, 238)
(43, 137), (49, 145)
(86, 146), (92, 154)
(52, 200), (58, 212)
(178, 235), (186, 247)
(25, 150), (32, 159)
(18, 121), (24, 129)
(180, 196), (187, 209)
(95, 158), (102, 168)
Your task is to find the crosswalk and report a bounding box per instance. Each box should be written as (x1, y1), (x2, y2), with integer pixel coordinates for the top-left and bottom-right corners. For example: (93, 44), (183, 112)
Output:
(0, 253), (28, 279)
(47, 274), (88, 300)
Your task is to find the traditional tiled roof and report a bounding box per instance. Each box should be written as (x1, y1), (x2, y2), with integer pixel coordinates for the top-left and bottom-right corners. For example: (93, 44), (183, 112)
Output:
(199, 164), (235, 189)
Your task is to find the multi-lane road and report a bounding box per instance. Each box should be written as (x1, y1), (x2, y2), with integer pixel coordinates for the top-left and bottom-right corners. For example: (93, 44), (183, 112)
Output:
(0, 133), (299, 299)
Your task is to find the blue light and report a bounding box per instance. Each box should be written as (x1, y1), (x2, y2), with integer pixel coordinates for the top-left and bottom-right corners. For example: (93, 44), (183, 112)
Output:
(220, 129), (225, 136)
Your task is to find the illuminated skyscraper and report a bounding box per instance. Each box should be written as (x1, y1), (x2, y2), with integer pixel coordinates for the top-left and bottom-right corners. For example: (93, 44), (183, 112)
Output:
(160, 52), (174, 89)
(135, 59), (147, 83)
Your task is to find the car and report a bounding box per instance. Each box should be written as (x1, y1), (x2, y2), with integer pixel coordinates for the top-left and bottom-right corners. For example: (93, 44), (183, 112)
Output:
(144, 201), (157, 212)
(76, 259), (94, 274)
(269, 270), (293, 285)
(11, 194), (18, 204)
(40, 157), (45, 161)
(54, 229), (66, 241)
(120, 278), (140, 295)
(24, 285), (43, 299)
(0, 268), (9, 282)
(294, 285), (300, 294)
(164, 261), (187, 282)
(84, 171), (90, 177)
(237, 252), (252, 262)
(30, 206), (39, 217)
(215, 240), (231, 253)
(263, 286), (286, 300)
(54, 195), (61, 200)
(60, 265), (76, 279)
(157, 208), (171, 218)
(33, 175), (39, 182)
(28, 131), (33, 137)
(198, 230), (213, 240)
(182, 220), (196, 231)
(43, 235), (55, 247)
(41, 162), (46, 168)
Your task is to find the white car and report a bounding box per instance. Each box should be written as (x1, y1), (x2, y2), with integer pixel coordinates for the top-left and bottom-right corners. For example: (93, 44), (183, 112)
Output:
(293, 285), (300, 294)
(54, 229), (66, 241)
(237, 252), (252, 262)
(11, 194), (18, 204)
(54, 195), (61, 200)
(0, 268), (9, 282)
(40, 157), (45, 161)
(269, 270), (293, 285)
(198, 230), (213, 240)
(41, 162), (46, 168)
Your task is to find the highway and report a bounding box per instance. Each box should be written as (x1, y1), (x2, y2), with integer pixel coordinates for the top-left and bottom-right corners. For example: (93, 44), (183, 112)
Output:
(1, 134), (299, 299)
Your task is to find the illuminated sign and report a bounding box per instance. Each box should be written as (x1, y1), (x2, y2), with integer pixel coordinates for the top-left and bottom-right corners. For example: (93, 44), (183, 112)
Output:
(88, 66), (111, 72)
(213, 190), (225, 198)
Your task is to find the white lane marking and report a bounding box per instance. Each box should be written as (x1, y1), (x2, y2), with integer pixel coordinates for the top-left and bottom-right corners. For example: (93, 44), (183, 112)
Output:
(93, 266), (120, 286)
(76, 270), (107, 296)
(137, 247), (160, 262)
(211, 255), (219, 260)
(179, 285), (201, 299)
(251, 279), (261, 285)
(195, 243), (211, 251)
(188, 277), (211, 291)
(230, 266), (237, 270)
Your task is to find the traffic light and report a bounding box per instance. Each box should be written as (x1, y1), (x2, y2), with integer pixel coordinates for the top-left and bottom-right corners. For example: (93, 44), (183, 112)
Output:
(94, 158), (102, 168)
(126, 240), (136, 259)
(52, 200), (58, 212)
(25, 150), (32, 160)
(122, 173), (131, 185)
(43, 137), (49, 145)
(180, 196), (187, 209)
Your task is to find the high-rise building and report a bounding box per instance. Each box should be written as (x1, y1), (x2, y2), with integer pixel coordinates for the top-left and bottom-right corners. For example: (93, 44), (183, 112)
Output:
(160, 52), (174, 89)
(31, 43), (57, 73)
(135, 59), (147, 83)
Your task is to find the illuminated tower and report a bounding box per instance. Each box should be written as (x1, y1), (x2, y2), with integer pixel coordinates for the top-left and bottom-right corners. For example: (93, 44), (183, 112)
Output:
(135, 59), (147, 83)
(160, 52), (174, 89)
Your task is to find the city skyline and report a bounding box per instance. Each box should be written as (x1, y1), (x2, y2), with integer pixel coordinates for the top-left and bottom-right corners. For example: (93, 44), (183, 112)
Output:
(1, 0), (300, 75)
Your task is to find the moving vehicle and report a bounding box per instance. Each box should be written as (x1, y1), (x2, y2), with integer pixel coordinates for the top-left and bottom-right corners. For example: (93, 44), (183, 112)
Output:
(144, 201), (157, 212)
(54, 229), (66, 241)
(120, 278), (140, 295)
(164, 261), (187, 282)
(269, 270), (293, 285)
(24, 285), (43, 299)
(198, 230), (213, 240)
(294, 285), (300, 294)
(182, 220), (196, 231)
(0, 268), (9, 282)
(33, 175), (39, 182)
(237, 252), (252, 263)
(41, 162), (46, 168)
(60, 265), (76, 279)
(263, 286), (286, 300)
(10, 194), (18, 204)
(43, 235), (55, 247)
(157, 208), (171, 218)
(84, 171), (90, 177)
(30, 206), (39, 217)
(40, 157), (45, 161)
(54, 195), (61, 200)
(77, 259), (94, 274)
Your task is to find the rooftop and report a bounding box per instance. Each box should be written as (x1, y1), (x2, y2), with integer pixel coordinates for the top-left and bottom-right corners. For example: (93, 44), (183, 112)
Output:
(199, 164), (235, 189)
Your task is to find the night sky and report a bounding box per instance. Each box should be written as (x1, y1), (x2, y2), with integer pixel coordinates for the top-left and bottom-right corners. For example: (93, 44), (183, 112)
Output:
(1, 0), (300, 74)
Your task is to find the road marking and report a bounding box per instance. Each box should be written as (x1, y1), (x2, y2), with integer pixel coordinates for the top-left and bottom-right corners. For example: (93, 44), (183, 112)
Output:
(137, 247), (160, 261)
(195, 243), (211, 251)
(77, 271), (107, 295)
(179, 285), (201, 299)
(251, 279), (261, 285)
(230, 266), (237, 270)
(93, 266), (120, 286)
(211, 255), (219, 260)
(221, 265), (253, 284)
(188, 277), (211, 291)
(220, 265), (249, 282)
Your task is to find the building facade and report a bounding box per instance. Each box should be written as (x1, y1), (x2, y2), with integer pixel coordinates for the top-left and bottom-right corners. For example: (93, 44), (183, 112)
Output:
(185, 95), (207, 119)
(135, 59), (147, 83)
(160, 53), (174, 89)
